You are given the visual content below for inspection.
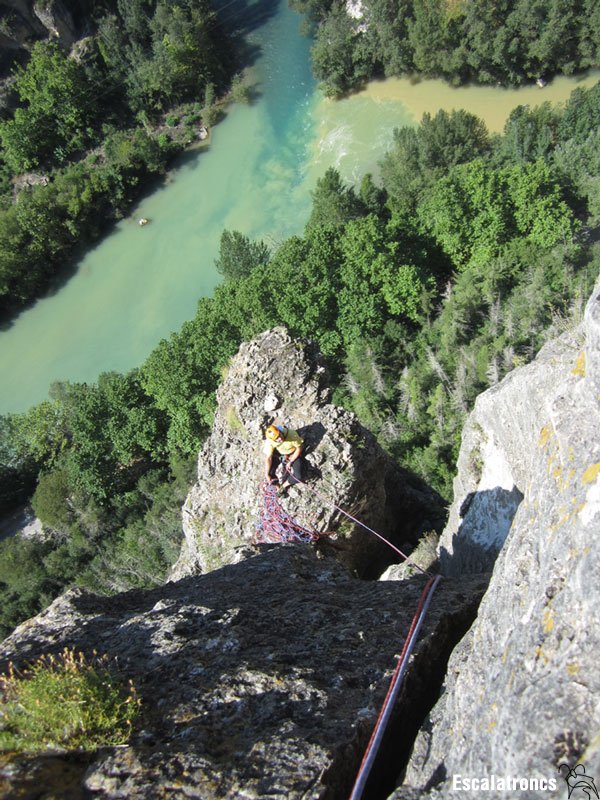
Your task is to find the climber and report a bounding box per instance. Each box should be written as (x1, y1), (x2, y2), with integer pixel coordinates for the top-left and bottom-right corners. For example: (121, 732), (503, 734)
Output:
(263, 424), (304, 495)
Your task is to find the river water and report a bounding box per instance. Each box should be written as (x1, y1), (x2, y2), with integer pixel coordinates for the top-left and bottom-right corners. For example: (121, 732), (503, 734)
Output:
(0, 0), (598, 414)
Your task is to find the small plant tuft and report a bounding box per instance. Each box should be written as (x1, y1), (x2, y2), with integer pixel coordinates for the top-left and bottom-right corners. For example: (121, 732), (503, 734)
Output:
(225, 405), (245, 434)
(0, 648), (140, 753)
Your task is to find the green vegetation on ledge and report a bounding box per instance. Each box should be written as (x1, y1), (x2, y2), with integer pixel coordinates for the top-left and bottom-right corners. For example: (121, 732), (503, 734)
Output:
(0, 648), (139, 753)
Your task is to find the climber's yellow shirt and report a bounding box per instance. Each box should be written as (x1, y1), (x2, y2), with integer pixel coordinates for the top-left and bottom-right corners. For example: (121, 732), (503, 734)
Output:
(263, 428), (304, 457)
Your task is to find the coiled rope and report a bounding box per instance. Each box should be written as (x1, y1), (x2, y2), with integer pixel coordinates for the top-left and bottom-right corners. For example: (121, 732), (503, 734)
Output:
(349, 574), (442, 800)
(254, 480), (329, 544)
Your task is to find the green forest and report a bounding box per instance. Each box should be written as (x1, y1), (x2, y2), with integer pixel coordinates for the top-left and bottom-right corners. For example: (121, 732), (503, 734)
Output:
(0, 0), (237, 313)
(292, 0), (600, 96)
(1, 0), (600, 310)
(1, 75), (599, 638)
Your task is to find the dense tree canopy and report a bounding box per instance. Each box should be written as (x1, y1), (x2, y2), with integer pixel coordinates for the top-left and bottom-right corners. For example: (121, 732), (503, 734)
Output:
(97, 0), (232, 113)
(311, 2), (375, 96)
(305, 0), (600, 96)
(380, 109), (491, 213)
(306, 167), (366, 229)
(0, 42), (96, 173)
(0, 0), (235, 313)
(215, 230), (271, 280)
(0, 129), (171, 310)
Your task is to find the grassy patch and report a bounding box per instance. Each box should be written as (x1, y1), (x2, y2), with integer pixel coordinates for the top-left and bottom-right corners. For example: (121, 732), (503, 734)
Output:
(0, 648), (139, 753)
(225, 405), (245, 435)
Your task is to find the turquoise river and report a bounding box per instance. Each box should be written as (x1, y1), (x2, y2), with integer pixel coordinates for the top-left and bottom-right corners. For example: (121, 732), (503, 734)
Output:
(0, 0), (598, 413)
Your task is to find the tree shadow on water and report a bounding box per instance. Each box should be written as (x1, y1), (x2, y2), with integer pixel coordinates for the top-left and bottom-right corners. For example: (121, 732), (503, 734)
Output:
(218, 0), (283, 74)
(215, 0), (281, 38)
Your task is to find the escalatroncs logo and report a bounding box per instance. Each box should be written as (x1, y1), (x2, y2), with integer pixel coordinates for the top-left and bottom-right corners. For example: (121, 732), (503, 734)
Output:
(558, 764), (599, 799)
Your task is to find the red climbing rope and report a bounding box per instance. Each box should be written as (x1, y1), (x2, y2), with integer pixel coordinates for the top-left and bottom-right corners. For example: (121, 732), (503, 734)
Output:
(254, 480), (329, 544)
(349, 574), (442, 800)
(254, 471), (442, 798)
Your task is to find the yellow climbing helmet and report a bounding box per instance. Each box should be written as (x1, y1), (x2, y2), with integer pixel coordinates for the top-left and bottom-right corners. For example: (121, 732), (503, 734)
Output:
(266, 424), (286, 441)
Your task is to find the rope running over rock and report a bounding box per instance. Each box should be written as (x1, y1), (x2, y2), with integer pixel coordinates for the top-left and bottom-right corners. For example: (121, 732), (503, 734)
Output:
(349, 574), (443, 800)
(294, 473), (432, 577)
(253, 474), (442, 799)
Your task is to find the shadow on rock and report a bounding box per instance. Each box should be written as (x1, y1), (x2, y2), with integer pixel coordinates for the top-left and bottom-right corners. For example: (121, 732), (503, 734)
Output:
(0, 548), (486, 799)
(440, 485), (524, 577)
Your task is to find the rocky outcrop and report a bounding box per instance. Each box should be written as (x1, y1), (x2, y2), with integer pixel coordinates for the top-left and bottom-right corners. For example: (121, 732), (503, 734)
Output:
(393, 280), (600, 798)
(0, 0), (97, 81)
(439, 276), (600, 578)
(0, 1), (46, 42)
(33, 0), (77, 46)
(0, 503), (43, 542)
(175, 328), (445, 580)
(0, 546), (484, 799)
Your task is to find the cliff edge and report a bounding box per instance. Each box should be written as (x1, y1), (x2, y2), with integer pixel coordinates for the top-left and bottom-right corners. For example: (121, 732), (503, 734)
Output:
(393, 279), (600, 798)
(0, 547), (483, 799)
(1, 284), (599, 799)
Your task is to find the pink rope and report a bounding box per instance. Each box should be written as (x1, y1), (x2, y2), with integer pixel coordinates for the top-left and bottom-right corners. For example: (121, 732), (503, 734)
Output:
(254, 480), (330, 544)
(291, 472), (431, 576)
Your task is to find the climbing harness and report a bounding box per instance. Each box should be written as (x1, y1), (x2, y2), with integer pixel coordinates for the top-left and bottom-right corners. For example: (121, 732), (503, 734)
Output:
(349, 574), (442, 800)
(254, 480), (329, 544)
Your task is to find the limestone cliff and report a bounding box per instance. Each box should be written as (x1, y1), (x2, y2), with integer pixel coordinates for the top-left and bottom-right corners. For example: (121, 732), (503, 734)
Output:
(393, 279), (600, 798)
(176, 327), (445, 580)
(1, 286), (599, 800)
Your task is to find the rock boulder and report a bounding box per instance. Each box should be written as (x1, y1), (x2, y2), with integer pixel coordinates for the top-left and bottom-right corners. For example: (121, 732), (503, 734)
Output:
(0, 547), (484, 800)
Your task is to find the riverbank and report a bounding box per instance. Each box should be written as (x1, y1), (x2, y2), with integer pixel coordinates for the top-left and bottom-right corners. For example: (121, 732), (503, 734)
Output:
(0, 101), (220, 324)
(0, 0), (314, 415)
(307, 70), (600, 185)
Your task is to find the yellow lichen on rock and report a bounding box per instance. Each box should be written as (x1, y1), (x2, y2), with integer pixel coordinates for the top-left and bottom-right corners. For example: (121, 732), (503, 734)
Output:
(542, 608), (554, 634)
(582, 462), (600, 484)
(571, 350), (586, 377)
(538, 425), (552, 448)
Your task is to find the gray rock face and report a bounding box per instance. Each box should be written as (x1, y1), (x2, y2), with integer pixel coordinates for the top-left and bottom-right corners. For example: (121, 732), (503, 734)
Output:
(0, 547), (483, 800)
(0, 0), (87, 81)
(176, 328), (444, 580)
(438, 303), (595, 576)
(33, 0), (77, 46)
(394, 280), (600, 798)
